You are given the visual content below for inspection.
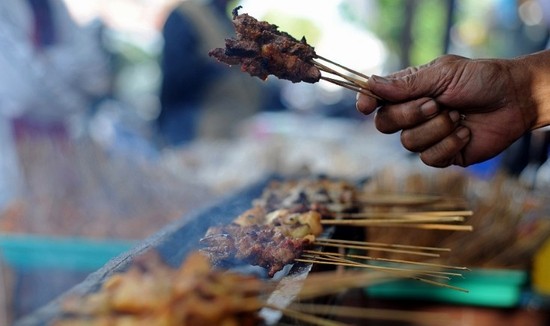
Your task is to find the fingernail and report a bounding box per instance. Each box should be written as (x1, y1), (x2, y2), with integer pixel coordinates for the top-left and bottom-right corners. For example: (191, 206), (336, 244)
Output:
(449, 111), (460, 123)
(456, 127), (470, 140)
(371, 75), (390, 84)
(420, 100), (437, 117)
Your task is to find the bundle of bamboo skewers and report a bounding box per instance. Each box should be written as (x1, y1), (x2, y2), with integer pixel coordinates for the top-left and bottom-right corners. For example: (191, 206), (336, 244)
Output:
(300, 187), (473, 295)
(360, 166), (550, 270)
(311, 55), (381, 100)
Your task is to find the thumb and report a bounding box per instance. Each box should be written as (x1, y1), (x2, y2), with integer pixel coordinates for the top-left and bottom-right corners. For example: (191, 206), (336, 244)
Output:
(367, 68), (439, 102)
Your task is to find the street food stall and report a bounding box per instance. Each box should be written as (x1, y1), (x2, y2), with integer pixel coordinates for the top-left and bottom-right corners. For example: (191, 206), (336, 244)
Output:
(2, 1), (550, 325)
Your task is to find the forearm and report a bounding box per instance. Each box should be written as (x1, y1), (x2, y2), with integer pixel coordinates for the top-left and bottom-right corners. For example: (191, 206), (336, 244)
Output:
(512, 49), (550, 130)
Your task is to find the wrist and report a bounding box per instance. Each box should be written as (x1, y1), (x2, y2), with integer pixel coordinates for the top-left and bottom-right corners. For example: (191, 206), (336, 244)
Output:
(512, 50), (550, 130)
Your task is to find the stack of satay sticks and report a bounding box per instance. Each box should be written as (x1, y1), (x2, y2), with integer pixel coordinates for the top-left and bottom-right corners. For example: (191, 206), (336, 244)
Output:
(356, 165), (550, 270)
(55, 176), (473, 325)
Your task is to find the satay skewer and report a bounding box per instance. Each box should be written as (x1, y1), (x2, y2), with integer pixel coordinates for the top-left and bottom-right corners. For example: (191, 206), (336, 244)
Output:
(304, 250), (469, 271)
(288, 303), (452, 326)
(312, 57), (382, 100)
(320, 221), (472, 231)
(268, 304), (349, 326)
(301, 258), (453, 280)
(301, 254), (462, 279)
(333, 223), (473, 231)
(356, 194), (444, 206)
(312, 241), (442, 257)
(321, 216), (466, 225)
(316, 55), (372, 80)
(303, 252), (461, 277)
(319, 75), (365, 93)
(315, 238), (451, 252)
(385, 223), (474, 231)
(333, 210), (474, 219)
(210, 8), (385, 101)
(296, 257), (468, 292)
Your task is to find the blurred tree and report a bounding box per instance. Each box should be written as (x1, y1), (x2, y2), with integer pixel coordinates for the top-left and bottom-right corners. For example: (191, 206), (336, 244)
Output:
(347, 0), (450, 70)
(410, 0), (450, 64)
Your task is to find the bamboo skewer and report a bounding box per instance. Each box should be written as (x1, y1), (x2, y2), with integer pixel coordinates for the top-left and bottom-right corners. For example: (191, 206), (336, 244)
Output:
(289, 303), (452, 325)
(316, 55), (372, 80)
(312, 59), (367, 84)
(294, 269), (418, 302)
(321, 216), (466, 225)
(267, 304), (349, 326)
(319, 222), (473, 231)
(309, 253), (463, 279)
(311, 57), (382, 100)
(298, 256), (451, 280)
(304, 250), (469, 271)
(384, 223), (474, 231)
(300, 254), (462, 279)
(320, 76), (364, 93)
(314, 238), (451, 252)
(334, 210), (474, 219)
(295, 257), (468, 292)
(356, 194), (443, 206)
(312, 241), (442, 257)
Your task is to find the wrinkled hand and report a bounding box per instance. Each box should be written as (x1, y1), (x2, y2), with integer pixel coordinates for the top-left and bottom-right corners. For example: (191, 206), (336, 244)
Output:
(356, 54), (536, 167)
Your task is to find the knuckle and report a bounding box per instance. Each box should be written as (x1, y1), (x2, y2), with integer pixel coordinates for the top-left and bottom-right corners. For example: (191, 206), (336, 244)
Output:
(402, 74), (417, 91)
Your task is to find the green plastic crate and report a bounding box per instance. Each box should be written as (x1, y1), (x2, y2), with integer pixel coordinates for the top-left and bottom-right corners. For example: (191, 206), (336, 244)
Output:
(366, 268), (528, 308)
(0, 233), (135, 271)
(0, 233), (136, 319)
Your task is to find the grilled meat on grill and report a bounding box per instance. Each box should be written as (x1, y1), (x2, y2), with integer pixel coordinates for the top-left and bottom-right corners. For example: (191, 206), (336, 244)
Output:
(200, 224), (311, 277)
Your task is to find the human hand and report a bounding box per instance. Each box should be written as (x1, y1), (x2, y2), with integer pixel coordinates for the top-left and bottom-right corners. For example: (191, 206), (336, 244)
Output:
(356, 54), (537, 167)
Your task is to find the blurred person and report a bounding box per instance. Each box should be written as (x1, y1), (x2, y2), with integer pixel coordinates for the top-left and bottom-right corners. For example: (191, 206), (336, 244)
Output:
(355, 50), (550, 169)
(157, 0), (284, 147)
(0, 0), (110, 206)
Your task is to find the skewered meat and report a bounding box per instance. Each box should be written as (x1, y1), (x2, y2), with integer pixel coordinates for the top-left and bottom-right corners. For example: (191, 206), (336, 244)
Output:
(200, 224), (312, 277)
(55, 252), (264, 326)
(234, 206), (323, 238)
(198, 178), (360, 277)
(200, 177), (361, 278)
(202, 207), (321, 277)
(233, 205), (268, 226)
(254, 178), (359, 215)
(266, 209), (323, 239)
(209, 6), (321, 83)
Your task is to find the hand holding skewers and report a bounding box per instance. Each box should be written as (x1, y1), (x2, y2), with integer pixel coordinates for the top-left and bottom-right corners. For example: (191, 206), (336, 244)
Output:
(357, 52), (550, 168)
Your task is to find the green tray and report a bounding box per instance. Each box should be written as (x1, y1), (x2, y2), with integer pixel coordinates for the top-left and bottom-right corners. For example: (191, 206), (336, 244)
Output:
(0, 233), (136, 271)
(366, 268), (528, 308)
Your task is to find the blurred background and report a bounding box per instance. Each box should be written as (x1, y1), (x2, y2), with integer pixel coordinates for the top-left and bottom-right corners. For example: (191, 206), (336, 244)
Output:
(1, 0), (550, 324)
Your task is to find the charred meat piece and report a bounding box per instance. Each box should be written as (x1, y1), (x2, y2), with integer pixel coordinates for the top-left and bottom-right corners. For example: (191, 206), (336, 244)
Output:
(254, 178), (359, 215)
(233, 206), (323, 239)
(209, 6), (321, 83)
(200, 224), (311, 277)
(265, 209), (323, 239)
